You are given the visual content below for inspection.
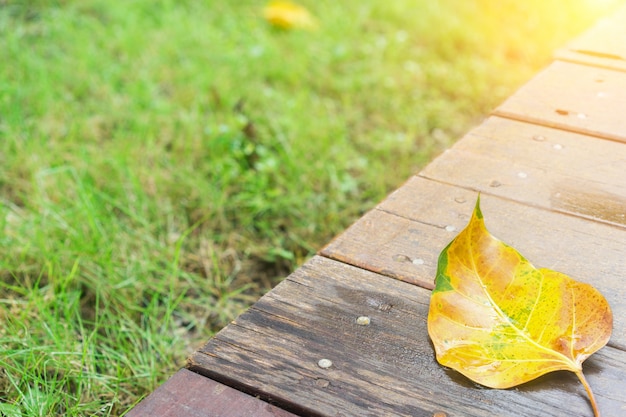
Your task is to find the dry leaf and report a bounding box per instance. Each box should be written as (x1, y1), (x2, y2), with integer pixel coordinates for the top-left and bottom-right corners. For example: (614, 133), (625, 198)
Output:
(427, 196), (612, 417)
(263, 1), (317, 30)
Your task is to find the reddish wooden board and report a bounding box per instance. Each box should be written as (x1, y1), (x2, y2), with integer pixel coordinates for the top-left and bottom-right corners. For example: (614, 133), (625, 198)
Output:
(556, 3), (626, 72)
(125, 369), (298, 417)
(189, 256), (626, 417)
(493, 60), (626, 143)
(419, 116), (626, 228)
(321, 178), (626, 352)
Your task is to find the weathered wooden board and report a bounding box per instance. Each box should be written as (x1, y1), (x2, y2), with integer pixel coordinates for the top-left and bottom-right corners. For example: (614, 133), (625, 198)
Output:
(321, 178), (626, 351)
(419, 116), (626, 227)
(556, 3), (626, 72)
(493, 60), (626, 143)
(189, 256), (626, 417)
(126, 369), (298, 417)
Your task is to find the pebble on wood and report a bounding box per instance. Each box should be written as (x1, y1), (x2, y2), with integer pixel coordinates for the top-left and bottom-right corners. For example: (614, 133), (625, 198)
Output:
(317, 359), (332, 369)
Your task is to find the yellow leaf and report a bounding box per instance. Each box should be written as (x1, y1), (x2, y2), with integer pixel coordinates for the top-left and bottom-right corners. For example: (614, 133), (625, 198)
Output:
(263, 1), (317, 30)
(427, 196), (612, 417)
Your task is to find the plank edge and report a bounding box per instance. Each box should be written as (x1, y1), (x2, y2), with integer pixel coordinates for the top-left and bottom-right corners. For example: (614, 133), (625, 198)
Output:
(125, 368), (300, 417)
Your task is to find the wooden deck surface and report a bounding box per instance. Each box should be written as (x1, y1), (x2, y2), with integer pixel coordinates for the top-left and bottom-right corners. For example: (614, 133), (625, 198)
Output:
(556, 4), (626, 72)
(128, 4), (626, 417)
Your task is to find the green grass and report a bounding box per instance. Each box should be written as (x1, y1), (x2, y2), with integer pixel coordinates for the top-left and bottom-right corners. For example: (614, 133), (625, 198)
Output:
(0, 0), (622, 414)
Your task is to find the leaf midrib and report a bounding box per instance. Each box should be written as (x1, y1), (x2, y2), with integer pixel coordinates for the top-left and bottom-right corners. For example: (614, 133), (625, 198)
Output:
(466, 222), (579, 372)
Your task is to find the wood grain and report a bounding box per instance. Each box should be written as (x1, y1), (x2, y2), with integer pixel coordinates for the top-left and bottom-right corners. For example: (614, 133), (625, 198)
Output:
(321, 177), (626, 351)
(556, 3), (626, 72)
(126, 369), (298, 417)
(419, 116), (626, 227)
(493, 60), (626, 143)
(189, 256), (626, 417)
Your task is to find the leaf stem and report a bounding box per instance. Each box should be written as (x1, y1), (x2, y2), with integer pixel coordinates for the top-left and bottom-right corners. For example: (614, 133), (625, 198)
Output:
(575, 370), (600, 417)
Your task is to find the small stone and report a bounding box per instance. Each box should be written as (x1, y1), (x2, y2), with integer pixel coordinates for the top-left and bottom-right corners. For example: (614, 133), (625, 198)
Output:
(517, 172), (528, 179)
(577, 113), (587, 119)
(490, 180), (502, 187)
(553, 144), (563, 150)
(532, 135), (545, 142)
(318, 359), (332, 369)
(356, 316), (371, 326)
(454, 196), (466, 203)
(412, 258), (425, 265)
(445, 225), (456, 232)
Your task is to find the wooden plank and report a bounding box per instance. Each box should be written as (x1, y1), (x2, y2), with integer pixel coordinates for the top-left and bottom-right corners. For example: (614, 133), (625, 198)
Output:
(492, 60), (626, 143)
(419, 116), (626, 227)
(321, 178), (626, 351)
(126, 369), (298, 417)
(556, 3), (626, 72)
(189, 256), (626, 417)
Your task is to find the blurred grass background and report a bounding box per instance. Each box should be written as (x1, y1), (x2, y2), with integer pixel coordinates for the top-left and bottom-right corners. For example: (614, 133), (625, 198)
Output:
(0, 0), (622, 415)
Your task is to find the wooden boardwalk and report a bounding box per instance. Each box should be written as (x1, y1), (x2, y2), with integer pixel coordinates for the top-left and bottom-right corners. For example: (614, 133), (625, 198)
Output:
(128, 6), (626, 417)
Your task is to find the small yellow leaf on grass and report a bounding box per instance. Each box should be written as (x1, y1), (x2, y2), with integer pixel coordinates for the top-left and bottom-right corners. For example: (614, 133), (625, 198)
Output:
(427, 196), (612, 417)
(263, 1), (317, 30)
